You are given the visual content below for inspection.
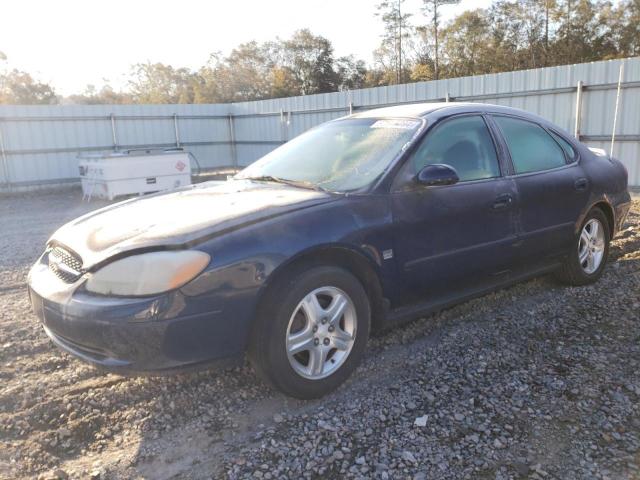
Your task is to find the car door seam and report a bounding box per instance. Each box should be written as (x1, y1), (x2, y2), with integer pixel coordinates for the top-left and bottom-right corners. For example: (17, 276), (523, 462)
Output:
(403, 235), (519, 271)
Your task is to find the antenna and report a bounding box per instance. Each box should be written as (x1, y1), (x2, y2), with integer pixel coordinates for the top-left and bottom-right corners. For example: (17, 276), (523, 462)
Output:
(610, 61), (624, 157)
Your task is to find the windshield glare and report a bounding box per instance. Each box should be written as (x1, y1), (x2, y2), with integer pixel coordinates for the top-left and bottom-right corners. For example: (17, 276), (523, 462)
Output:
(236, 117), (422, 192)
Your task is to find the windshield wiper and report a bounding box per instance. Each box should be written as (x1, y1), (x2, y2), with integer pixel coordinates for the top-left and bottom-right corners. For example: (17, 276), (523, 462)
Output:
(243, 175), (334, 193)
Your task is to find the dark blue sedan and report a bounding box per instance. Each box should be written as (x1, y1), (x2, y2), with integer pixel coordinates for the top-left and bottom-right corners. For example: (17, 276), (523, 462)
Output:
(28, 103), (631, 398)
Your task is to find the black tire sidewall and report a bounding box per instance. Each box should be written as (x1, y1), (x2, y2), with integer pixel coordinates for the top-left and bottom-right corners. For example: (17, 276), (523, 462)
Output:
(256, 266), (370, 399)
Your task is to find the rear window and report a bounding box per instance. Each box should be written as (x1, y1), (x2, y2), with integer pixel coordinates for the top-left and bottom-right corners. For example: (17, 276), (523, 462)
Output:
(493, 116), (567, 174)
(549, 130), (578, 163)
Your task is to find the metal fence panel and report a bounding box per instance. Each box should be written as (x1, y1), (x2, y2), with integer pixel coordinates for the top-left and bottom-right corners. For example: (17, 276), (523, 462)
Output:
(0, 57), (639, 189)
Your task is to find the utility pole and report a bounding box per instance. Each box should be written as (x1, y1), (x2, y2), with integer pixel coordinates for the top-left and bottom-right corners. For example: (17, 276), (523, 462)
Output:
(398, 0), (402, 84)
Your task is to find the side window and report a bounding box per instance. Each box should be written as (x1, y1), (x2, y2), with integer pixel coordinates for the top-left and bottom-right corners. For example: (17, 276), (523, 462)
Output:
(549, 130), (578, 163)
(493, 116), (567, 174)
(408, 115), (500, 182)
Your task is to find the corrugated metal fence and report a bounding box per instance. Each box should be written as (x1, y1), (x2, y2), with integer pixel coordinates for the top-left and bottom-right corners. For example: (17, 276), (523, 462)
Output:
(1, 57), (639, 190)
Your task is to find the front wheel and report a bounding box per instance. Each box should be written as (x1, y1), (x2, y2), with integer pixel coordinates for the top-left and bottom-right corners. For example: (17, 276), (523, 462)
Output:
(555, 207), (610, 286)
(249, 266), (370, 399)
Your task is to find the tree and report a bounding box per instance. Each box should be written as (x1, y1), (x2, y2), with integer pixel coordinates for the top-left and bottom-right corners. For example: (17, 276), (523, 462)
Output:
(375, 0), (413, 84)
(550, 0), (620, 64)
(617, 0), (640, 57)
(0, 70), (58, 104)
(0, 51), (58, 104)
(422, 0), (461, 80)
(11, 3), (637, 105)
(372, 43), (404, 86)
(335, 56), (368, 90)
(199, 42), (275, 102)
(269, 66), (299, 99)
(281, 29), (340, 95)
(65, 84), (133, 105)
(441, 9), (493, 77)
(409, 62), (434, 82)
(487, 1), (548, 71)
(128, 63), (197, 104)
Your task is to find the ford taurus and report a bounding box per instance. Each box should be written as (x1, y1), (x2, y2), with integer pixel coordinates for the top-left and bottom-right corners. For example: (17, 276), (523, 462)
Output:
(28, 103), (631, 398)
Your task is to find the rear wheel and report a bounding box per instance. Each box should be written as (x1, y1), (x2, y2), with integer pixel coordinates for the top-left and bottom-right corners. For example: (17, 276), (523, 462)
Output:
(555, 208), (610, 285)
(249, 266), (370, 399)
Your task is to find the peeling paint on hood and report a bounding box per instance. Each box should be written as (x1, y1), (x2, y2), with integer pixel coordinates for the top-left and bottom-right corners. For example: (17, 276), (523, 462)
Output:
(50, 180), (335, 269)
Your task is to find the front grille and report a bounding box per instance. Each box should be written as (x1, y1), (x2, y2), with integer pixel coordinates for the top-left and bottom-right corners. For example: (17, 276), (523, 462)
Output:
(48, 246), (83, 283)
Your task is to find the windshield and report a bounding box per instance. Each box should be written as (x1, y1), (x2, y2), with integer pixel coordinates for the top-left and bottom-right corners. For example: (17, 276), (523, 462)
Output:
(236, 117), (422, 192)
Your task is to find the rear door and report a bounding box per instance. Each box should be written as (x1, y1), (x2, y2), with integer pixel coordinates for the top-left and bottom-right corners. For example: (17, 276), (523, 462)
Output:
(390, 114), (519, 305)
(490, 115), (589, 269)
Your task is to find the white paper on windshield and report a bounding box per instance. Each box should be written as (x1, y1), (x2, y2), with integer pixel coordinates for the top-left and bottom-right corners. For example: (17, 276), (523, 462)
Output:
(370, 119), (420, 130)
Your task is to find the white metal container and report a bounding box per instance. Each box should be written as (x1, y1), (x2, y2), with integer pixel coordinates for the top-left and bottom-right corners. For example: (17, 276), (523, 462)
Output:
(79, 149), (192, 200)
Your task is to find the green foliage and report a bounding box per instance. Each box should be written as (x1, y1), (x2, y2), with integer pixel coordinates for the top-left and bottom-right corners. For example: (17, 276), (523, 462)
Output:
(65, 84), (133, 105)
(404, 0), (638, 82)
(0, 69), (57, 105)
(375, 0), (413, 83)
(1, 0), (638, 105)
(422, 0), (461, 79)
(0, 50), (58, 104)
(127, 63), (198, 104)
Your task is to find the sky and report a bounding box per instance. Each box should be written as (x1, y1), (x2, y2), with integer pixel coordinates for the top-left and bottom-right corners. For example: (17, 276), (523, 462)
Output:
(0, 0), (493, 96)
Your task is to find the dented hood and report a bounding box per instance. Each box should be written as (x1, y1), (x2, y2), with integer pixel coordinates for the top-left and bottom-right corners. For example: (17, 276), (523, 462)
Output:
(50, 180), (334, 269)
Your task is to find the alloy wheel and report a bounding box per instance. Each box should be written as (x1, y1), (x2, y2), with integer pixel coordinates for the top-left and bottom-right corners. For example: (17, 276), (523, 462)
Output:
(285, 286), (357, 380)
(578, 218), (605, 274)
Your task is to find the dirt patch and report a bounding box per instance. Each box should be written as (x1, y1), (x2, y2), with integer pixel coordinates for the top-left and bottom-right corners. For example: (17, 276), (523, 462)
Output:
(1, 191), (639, 479)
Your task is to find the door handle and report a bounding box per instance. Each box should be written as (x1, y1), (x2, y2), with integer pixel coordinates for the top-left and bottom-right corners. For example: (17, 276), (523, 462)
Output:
(492, 193), (514, 210)
(574, 178), (589, 191)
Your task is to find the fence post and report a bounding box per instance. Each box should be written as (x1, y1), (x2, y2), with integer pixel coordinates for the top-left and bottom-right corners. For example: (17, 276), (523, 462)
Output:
(611, 62), (625, 157)
(0, 121), (10, 189)
(110, 113), (118, 151)
(280, 109), (289, 143)
(574, 80), (583, 140)
(349, 101), (353, 115)
(228, 114), (237, 168)
(173, 114), (181, 148)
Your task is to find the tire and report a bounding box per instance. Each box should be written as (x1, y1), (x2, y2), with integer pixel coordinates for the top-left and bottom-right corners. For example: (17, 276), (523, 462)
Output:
(555, 207), (610, 286)
(248, 265), (371, 399)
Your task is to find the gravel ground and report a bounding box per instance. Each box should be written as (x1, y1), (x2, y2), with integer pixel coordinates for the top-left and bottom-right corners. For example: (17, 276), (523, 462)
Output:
(1, 188), (639, 480)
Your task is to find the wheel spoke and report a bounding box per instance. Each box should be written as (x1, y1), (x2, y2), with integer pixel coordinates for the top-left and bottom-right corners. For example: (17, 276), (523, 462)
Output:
(326, 293), (348, 325)
(287, 327), (315, 355)
(332, 327), (353, 351)
(580, 230), (590, 246)
(579, 246), (590, 264)
(301, 294), (322, 324)
(307, 346), (327, 376)
(586, 252), (595, 272)
(589, 220), (599, 240)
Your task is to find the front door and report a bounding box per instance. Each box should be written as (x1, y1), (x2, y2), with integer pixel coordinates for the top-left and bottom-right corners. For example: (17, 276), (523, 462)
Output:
(390, 114), (519, 306)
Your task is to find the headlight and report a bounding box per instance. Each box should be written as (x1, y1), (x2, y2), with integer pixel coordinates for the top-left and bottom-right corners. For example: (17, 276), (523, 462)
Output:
(85, 251), (210, 296)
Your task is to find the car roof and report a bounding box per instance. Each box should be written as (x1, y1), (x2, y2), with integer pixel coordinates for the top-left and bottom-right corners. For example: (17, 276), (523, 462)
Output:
(351, 101), (544, 122)
(351, 102), (453, 118)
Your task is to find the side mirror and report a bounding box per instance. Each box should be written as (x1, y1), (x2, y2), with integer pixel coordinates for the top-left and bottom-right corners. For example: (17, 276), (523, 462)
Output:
(416, 164), (459, 187)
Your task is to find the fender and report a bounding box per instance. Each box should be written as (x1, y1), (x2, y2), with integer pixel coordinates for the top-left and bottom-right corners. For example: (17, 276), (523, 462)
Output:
(249, 242), (386, 335)
(575, 195), (617, 239)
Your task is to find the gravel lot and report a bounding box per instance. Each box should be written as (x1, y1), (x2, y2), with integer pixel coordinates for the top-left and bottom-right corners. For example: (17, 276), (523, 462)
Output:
(1, 189), (639, 480)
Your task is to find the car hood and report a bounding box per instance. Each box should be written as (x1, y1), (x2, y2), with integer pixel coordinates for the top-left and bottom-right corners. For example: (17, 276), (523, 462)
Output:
(50, 180), (335, 269)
